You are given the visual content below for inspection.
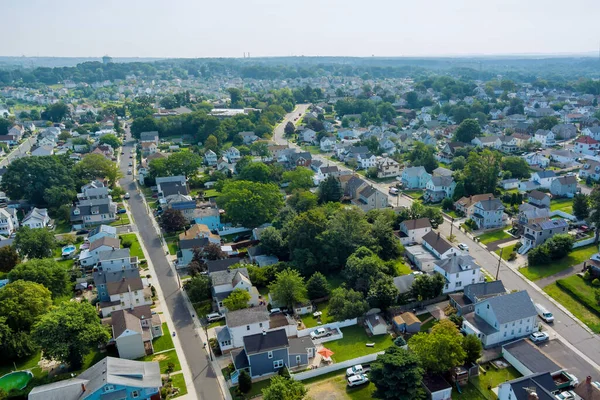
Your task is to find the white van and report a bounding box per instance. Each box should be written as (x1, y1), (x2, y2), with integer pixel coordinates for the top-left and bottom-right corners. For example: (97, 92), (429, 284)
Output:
(535, 303), (554, 323)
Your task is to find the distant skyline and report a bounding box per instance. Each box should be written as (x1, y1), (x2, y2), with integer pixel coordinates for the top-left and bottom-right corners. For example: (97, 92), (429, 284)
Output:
(2, 0), (600, 58)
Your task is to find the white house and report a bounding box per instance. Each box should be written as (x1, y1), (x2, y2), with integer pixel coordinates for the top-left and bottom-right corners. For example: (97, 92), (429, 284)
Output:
(574, 135), (600, 156)
(398, 218), (432, 245)
(78, 236), (121, 268)
(87, 224), (118, 243)
(579, 159), (600, 181)
(533, 129), (555, 147)
(530, 170), (557, 189)
(462, 290), (537, 348)
(217, 306), (271, 350)
(470, 197), (505, 230)
(434, 254), (484, 294)
(422, 231), (459, 259)
(424, 176), (456, 203)
(21, 207), (50, 229)
(471, 136), (501, 149)
(357, 153), (377, 169)
(205, 150), (218, 166)
(582, 126), (600, 141)
(0, 208), (18, 236)
(111, 305), (162, 360)
(549, 149), (579, 164)
(100, 275), (153, 317)
(497, 373), (558, 400)
(523, 152), (550, 168)
(225, 147), (241, 163)
(319, 136), (336, 152)
(299, 129), (317, 144)
(210, 268), (261, 313)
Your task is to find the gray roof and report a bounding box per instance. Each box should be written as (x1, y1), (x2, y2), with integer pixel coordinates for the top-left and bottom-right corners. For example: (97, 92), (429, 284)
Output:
(211, 268), (249, 286)
(503, 339), (562, 375)
(231, 348), (249, 370)
(244, 328), (288, 355)
(180, 237), (209, 250)
(71, 198), (115, 220)
(482, 290), (537, 324)
(216, 326), (231, 342)
(403, 166), (427, 177)
(535, 170), (557, 179)
(554, 175), (577, 185)
(463, 312), (498, 335)
(504, 372), (557, 400)
(433, 167), (453, 177)
(393, 274), (415, 294)
(359, 185), (377, 198)
(435, 254), (481, 274)
(474, 198), (504, 212)
(93, 268), (139, 286)
(140, 131), (159, 141)
(422, 231), (453, 255)
(106, 276), (144, 295)
(288, 336), (315, 355)
(401, 218), (432, 231)
(28, 357), (160, 400)
(226, 305), (269, 328)
(111, 305), (153, 337)
(159, 181), (190, 197)
(463, 281), (506, 303)
(528, 190), (549, 201)
(88, 224), (117, 238)
(430, 176), (454, 187)
(98, 248), (131, 261)
(207, 258), (240, 274)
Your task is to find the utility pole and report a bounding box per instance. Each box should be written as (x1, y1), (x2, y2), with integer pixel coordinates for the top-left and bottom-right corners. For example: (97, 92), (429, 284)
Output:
(203, 324), (213, 361)
(450, 217), (455, 238)
(496, 248), (503, 280)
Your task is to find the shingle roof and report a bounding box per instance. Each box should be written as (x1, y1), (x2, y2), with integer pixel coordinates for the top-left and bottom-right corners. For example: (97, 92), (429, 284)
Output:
(503, 339), (561, 375)
(393, 274), (415, 294)
(474, 198), (504, 212)
(505, 372), (556, 400)
(435, 254), (481, 274)
(554, 175), (577, 185)
(288, 336), (315, 355)
(89, 236), (120, 251)
(211, 268), (249, 286)
(111, 305), (153, 337)
(98, 248), (131, 261)
(403, 166), (427, 177)
(401, 218), (432, 231)
(463, 281), (506, 303)
(482, 290), (537, 324)
(528, 190), (549, 201)
(179, 237), (209, 250)
(430, 176), (454, 187)
(422, 231), (453, 255)
(106, 276), (144, 295)
(244, 328), (288, 355)
(535, 170), (556, 179)
(226, 305), (269, 328)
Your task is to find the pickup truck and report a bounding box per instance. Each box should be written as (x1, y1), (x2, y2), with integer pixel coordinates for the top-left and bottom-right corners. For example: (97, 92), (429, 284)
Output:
(346, 364), (366, 377)
(309, 328), (332, 340)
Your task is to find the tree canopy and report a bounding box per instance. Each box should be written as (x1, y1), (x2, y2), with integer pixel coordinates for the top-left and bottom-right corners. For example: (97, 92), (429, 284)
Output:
(370, 346), (426, 400)
(13, 227), (57, 260)
(453, 119), (482, 143)
(328, 287), (369, 321)
(0, 280), (52, 332)
(269, 268), (307, 310)
(222, 288), (251, 311)
(408, 319), (466, 374)
(261, 376), (307, 400)
(219, 180), (284, 228)
(8, 258), (69, 298)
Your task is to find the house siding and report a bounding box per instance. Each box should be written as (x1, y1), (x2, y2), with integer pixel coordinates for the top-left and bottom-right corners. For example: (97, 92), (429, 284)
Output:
(248, 347), (288, 377)
(116, 332), (146, 360)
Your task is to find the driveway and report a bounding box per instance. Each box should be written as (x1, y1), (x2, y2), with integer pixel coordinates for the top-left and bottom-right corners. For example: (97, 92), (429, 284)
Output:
(538, 339), (600, 381)
(119, 131), (223, 400)
(535, 263), (584, 289)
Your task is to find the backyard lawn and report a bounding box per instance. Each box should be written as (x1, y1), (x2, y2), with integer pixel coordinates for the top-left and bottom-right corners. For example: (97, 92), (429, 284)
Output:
(0, 351), (43, 379)
(520, 244), (597, 281)
(301, 300), (333, 328)
(152, 323), (175, 352)
(203, 189), (220, 198)
(495, 244), (517, 260)
(550, 198), (574, 214)
(140, 349), (181, 374)
(325, 325), (394, 362)
(120, 233), (144, 259)
(403, 190), (423, 199)
(476, 229), (512, 245)
(230, 377), (272, 399)
(170, 373), (188, 398)
(544, 283), (600, 333)
(167, 240), (179, 256)
(393, 260), (413, 276)
(471, 364), (521, 399)
(305, 370), (376, 400)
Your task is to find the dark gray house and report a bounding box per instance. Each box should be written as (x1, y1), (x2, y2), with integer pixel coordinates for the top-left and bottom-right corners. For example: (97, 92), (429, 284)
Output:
(288, 336), (315, 369)
(231, 329), (290, 379)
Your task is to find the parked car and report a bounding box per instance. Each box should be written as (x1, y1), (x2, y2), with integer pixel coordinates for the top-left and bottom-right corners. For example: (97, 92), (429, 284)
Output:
(346, 365), (364, 377)
(121, 151), (124, 155)
(129, 154), (133, 158)
(458, 243), (469, 251)
(347, 374), (369, 387)
(529, 331), (549, 343)
(555, 390), (576, 400)
(206, 313), (224, 322)
(117, 209), (127, 214)
(76, 229), (89, 235)
(128, 162), (133, 166)
(233, 234), (251, 242)
(127, 168), (132, 175)
(310, 328), (331, 340)
(535, 303), (554, 323)
(389, 187), (399, 195)
(124, 193), (130, 199)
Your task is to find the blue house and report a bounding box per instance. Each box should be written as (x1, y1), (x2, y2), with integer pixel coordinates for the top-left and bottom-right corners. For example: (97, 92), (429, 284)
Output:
(28, 357), (161, 400)
(193, 206), (222, 230)
(401, 166), (432, 189)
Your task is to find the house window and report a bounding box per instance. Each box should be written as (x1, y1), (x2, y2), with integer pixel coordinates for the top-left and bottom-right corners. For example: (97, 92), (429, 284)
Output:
(296, 355), (302, 363)
(259, 323), (263, 328)
(246, 325), (250, 331)
(455, 273), (459, 278)
(472, 270), (476, 275)
(221, 340), (231, 347)
(504, 332), (507, 337)
(132, 390), (140, 398)
(456, 281), (462, 287)
(486, 304), (489, 309)
(273, 360), (284, 369)
(104, 385), (114, 392)
(268, 351), (273, 359)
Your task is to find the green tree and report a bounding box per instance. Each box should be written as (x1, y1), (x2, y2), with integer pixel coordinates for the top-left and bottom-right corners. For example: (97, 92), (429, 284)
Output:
(42, 102), (70, 122)
(344, 247), (386, 293)
(371, 214), (402, 261)
(287, 190), (318, 213)
(453, 119), (482, 143)
(259, 227), (288, 259)
(533, 116), (559, 131)
(14, 226), (56, 259)
(409, 143), (438, 173)
(238, 370), (252, 394)
(317, 176), (342, 203)
(502, 156), (530, 179)
(546, 234), (574, 259)
(0, 317), (38, 361)
(408, 319), (466, 374)
(370, 346), (426, 400)
(0, 246), (19, 273)
(573, 193), (589, 221)
(204, 242), (226, 260)
(462, 334), (483, 365)
(222, 288), (251, 311)
(98, 133), (122, 149)
(262, 375), (307, 400)
(32, 302), (110, 369)
(130, 116), (159, 139)
(164, 152), (203, 177)
(589, 186), (600, 242)
(269, 268), (307, 310)
(411, 273), (445, 301)
(367, 276), (399, 311)
(219, 181), (284, 228)
(184, 275), (212, 303)
(451, 156), (466, 171)
(159, 209), (187, 233)
(8, 258), (69, 298)
(328, 287), (369, 320)
(0, 280), (52, 331)
(464, 149), (502, 195)
(238, 162), (272, 183)
(284, 121), (295, 136)
(285, 209), (328, 274)
(527, 245), (551, 265)
(306, 272), (330, 300)
(283, 167), (314, 191)
(44, 186), (77, 211)
(204, 134), (218, 152)
(73, 153), (121, 186)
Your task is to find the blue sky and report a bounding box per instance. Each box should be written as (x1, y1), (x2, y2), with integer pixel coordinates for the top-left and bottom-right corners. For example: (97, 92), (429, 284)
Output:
(2, 0), (600, 58)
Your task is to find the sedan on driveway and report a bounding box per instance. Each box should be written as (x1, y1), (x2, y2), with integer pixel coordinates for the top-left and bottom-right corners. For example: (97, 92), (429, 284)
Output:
(530, 331), (550, 343)
(458, 243), (469, 251)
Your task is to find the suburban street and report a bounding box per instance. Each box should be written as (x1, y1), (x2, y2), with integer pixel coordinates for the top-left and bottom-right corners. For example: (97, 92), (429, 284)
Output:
(119, 129), (223, 400)
(0, 135), (36, 167)
(275, 105), (600, 377)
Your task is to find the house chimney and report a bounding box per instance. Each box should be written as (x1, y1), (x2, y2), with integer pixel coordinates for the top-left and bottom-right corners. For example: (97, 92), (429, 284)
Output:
(262, 330), (266, 336)
(587, 376), (592, 384)
(488, 196), (492, 201)
(81, 383), (86, 393)
(527, 393), (538, 400)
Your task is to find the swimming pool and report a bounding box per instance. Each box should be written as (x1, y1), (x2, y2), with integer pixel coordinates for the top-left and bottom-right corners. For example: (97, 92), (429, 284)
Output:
(0, 371), (33, 392)
(61, 245), (76, 258)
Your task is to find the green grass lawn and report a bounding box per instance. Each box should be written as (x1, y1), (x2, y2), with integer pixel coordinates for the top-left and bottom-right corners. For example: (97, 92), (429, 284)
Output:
(301, 300), (333, 328)
(556, 275), (600, 314)
(230, 377), (272, 399)
(444, 210), (460, 219)
(403, 190), (423, 199)
(207, 319), (226, 329)
(203, 189), (220, 198)
(471, 364), (521, 399)
(170, 373), (188, 398)
(167, 238), (179, 255)
(520, 244), (597, 281)
(152, 323), (175, 352)
(326, 325), (394, 362)
(53, 219), (72, 234)
(305, 370), (376, 400)
(476, 229), (512, 244)
(550, 198), (574, 214)
(544, 283), (600, 333)
(495, 244), (517, 260)
(392, 260), (412, 276)
(120, 233), (144, 259)
(140, 349), (181, 374)
(110, 214), (131, 226)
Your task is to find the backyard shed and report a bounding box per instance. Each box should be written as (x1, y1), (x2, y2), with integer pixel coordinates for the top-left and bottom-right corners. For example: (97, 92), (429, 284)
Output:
(392, 312), (421, 333)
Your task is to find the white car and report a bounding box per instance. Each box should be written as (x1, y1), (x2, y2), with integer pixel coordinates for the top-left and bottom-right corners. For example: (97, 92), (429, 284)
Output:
(124, 193), (130, 199)
(347, 374), (369, 387)
(529, 331), (549, 343)
(310, 328), (331, 340)
(346, 364), (364, 377)
(458, 243), (469, 251)
(555, 391), (576, 400)
(206, 313), (224, 322)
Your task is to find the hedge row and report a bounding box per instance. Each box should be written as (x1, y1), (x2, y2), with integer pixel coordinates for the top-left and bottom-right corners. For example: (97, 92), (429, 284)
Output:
(556, 276), (600, 317)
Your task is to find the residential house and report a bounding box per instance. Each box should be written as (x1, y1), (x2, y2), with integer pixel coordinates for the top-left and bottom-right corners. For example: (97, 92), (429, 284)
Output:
(574, 376), (600, 400)
(139, 131), (159, 145)
(498, 178), (519, 190)
(357, 152), (377, 170)
(512, 133), (533, 148)
(28, 357), (161, 400)
(502, 339), (562, 378)
(528, 190), (551, 208)
(366, 313), (389, 336)
(374, 156), (400, 178)
(231, 329), (290, 379)
(449, 280), (506, 315)
(523, 152), (550, 168)
(422, 231), (459, 259)
(87, 224), (117, 243)
(461, 290), (538, 348)
(517, 204), (550, 231)
(217, 306), (270, 350)
(434, 254), (484, 293)
(424, 176), (456, 203)
(193, 205), (221, 230)
(470, 197), (505, 230)
(93, 249), (139, 304)
(550, 175), (578, 197)
(205, 150), (218, 166)
(579, 158), (600, 182)
(210, 268), (260, 313)
(552, 123), (577, 139)
(550, 149), (579, 164)
(530, 170), (557, 189)
(320, 136), (336, 152)
(100, 275), (153, 318)
(574, 135), (600, 156)
(164, 193), (196, 221)
(338, 129), (361, 140)
(7, 125), (24, 141)
(393, 274), (416, 298)
(521, 219), (569, 249)
(299, 129), (317, 144)
(392, 311), (421, 333)
(471, 136), (502, 149)
(30, 145), (54, 157)
(533, 129), (555, 147)
(497, 372), (558, 400)
(111, 305), (162, 360)
(20, 207), (50, 229)
(433, 167), (453, 177)
(176, 236), (209, 267)
(70, 198), (117, 226)
(0, 208), (18, 236)
(398, 218), (432, 245)
(156, 176), (188, 198)
(287, 336), (316, 370)
(288, 151), (312, 168)
(239, 131), (259, 145)
(582, 126), (600, 141)
(454, 194), (495, 217)
(140, 142), (158, 156)
(78, 236), (121, 268)
(346, 180), (389, 212)
(401, 166), (432, 189)
(225, 147), (241, 163)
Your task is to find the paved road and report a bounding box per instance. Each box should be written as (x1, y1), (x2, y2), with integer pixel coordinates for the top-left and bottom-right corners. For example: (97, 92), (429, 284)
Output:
(274, 106), (600, 373)
(0, 136), (36, 167)
(119, 131), (223, 400)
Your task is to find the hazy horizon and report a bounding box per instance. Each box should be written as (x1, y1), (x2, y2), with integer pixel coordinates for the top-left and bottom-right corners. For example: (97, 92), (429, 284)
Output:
(3, 0), (600, 58)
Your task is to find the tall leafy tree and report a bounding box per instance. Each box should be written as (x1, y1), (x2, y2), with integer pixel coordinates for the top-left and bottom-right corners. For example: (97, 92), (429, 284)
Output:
(283, 167), (314, 191)
(463, 334), (483, 365)
(370, 346), (426, 400)
(344, 247), (386, 294)
(408, 320), (466, 374)
(320, 207), (374, 268)
(269, 268), (307, 310)
(219, 181), (284, 228)
(8, 258), (69, 298)
(502, 156), (530, 179)
(159, 209), (187, 233)
(0, 317), (38, 361)
(0, 246), (19, 273)
(32, 302), (110, 369)
(306, 272), (330, 300)
(73, 153), (121, 186)
(328, 287), (369, 321)
(317, 176), (342, 203)
(0, 280), (52, 331)
(262, 376), (307, 400)
(222, 288), (251, 311)
(42, 102), (70, 122)
(463, 149), (501, 195)
(367, 276), (399, 311)
(13, 226), (57, 259)
(572, 193), (589, 221)
(98, 133), (122, 149)
(453, 118), (482, 143)
(183, 275), (212, 303)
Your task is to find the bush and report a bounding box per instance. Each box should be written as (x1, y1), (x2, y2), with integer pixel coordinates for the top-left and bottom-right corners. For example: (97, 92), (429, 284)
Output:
(593, 278), (600, 287)
(508, 252), (517, 261)
(583, 271), (592, 281)
(394, 336), (407, 347)
(121, 239), (133, 248)
(238, 370), (252, 393)
(514, 241), (522, 251)
(528, 245), (551, 265)
(441, 198), (454, 211)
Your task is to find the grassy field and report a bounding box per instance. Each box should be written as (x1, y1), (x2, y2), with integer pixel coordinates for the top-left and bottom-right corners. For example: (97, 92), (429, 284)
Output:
(471, 364), (521, 399)
(120, 233), (144, 259)
(550, 198), (574, 214)
(301, 300), (333, 328)
(203, 189), (220, 198)
(305, 370), (375, 400)
(556, 275), (600, 314)
(140, 349), (181, 374)
(393, 260), (413, 276)
(476, 229), (512, 244)
(544, 283), (600, 333)
(495, 244), (518, 260)
(326, 325), (394, 362)
(520, 244), (597, 281)
(170, 373), (188, 398)
(152, 323), (175, 352)
(167, 240), (179, 256)
(53, 219), (72, 234)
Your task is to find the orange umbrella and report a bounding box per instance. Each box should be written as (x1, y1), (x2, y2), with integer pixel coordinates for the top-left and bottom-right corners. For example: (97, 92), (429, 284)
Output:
(318, 348), (334, 358)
